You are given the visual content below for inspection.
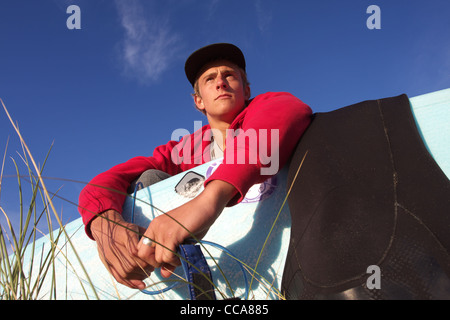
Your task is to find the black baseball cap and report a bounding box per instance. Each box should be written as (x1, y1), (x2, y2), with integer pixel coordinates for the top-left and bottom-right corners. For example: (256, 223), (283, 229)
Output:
(184, 43), (246, 87)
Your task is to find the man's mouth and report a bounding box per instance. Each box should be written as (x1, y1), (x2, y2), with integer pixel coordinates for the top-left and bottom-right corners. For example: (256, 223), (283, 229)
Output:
(215, 93), (232, 100)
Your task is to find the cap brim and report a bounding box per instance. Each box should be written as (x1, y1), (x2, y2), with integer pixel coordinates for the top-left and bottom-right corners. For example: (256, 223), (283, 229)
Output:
(185, 43), (246, 87)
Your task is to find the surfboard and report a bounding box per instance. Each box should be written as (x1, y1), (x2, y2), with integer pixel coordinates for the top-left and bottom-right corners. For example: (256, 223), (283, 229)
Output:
(409, 88), (450, 180)
(9, 88), (450, 300)
(12, 159), (289, 300)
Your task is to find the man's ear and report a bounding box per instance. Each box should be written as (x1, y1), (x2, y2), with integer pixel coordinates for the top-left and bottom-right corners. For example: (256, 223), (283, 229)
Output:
(194, 94), (205, 112)
(244, 84), (251, 101)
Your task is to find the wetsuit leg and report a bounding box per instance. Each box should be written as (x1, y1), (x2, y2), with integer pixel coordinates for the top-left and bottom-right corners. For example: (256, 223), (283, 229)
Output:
(282, 94), (450, 299)
(127, 169), (171, 194)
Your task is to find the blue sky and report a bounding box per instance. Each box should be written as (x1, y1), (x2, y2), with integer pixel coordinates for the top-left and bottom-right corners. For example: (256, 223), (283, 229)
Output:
(1, 0), (449, 235)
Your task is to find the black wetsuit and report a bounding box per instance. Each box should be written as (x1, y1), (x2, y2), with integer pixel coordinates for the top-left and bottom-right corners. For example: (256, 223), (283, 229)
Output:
(282, 94), (450, 299)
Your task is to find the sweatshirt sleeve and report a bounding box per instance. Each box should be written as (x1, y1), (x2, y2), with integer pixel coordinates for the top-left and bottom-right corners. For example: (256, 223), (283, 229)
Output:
(204, 92), (312, 206)
(78, 140), (181, 239)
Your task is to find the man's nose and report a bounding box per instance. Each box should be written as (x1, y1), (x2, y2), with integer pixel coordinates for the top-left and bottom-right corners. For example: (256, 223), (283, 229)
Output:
(216, 76), (228, 89)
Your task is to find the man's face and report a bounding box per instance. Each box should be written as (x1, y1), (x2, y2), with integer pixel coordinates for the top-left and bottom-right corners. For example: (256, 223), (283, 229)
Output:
(194, 60), (250, 125)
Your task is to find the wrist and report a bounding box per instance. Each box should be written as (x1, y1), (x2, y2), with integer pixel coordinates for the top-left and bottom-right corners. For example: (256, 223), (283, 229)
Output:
(90, 210), (122, 239)
(198, 180), (237, 213)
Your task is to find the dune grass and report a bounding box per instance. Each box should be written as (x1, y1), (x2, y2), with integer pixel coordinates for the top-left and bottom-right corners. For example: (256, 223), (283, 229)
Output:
(0, 142), (63, 299)
(0, 98), (99, 300)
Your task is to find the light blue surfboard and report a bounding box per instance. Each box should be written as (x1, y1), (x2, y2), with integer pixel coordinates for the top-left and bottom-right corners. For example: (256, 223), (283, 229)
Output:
(409, 88), (450, 180)
(9, 88), (450, 300)
(12, 160), (289, 300)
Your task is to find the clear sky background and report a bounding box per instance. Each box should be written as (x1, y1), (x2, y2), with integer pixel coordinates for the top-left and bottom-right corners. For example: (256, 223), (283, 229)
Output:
(1, 0), (449, 235)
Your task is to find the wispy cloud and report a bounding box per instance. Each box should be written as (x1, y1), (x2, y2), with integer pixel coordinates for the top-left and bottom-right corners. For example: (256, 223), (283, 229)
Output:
(254, 0), (272, 34)
(205, 0), (220, 20)
(114, 0), (180, 84)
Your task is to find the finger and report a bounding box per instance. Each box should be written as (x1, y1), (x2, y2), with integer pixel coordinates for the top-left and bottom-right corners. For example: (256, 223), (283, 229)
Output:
(160, 264), (177, 278)
(126, 231), (158, 273)
(131, 256), (155, 275)
(137, 235), (161, 268)
(109, 265), (146, 290)
(125, 224), (145, 256)
(138, 226), (147, 237)
(157, 242), (180, 268)
(102, 236), (154, 284)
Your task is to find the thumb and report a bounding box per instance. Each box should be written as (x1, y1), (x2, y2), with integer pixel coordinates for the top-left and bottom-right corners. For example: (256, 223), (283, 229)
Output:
(127, 224), (147, 256)
(138, 225), (147, 238)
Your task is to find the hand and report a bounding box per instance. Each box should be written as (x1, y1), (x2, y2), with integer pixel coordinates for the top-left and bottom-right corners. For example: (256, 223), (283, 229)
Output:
(90, 209), (159, 290)
(137, 180), (237, 278)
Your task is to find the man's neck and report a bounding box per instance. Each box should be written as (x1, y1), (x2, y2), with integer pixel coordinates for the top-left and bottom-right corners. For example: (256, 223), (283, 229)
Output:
(207, 116), (231, 151)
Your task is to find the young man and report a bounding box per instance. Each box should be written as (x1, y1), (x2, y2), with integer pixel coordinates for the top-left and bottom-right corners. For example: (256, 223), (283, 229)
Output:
(78, 43), (312, 290)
